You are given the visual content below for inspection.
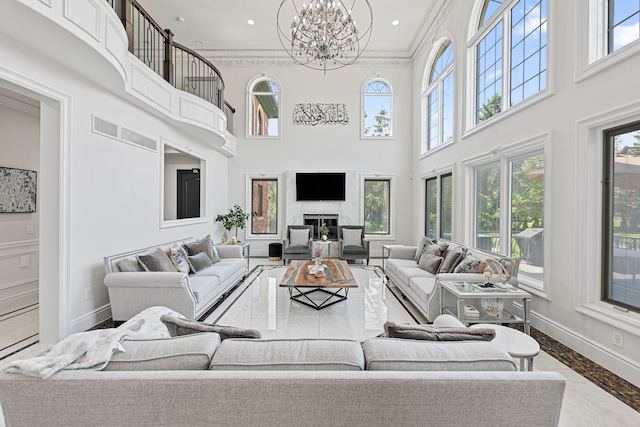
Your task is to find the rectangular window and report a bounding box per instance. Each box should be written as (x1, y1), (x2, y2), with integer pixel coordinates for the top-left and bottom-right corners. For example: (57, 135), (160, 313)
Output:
(364, 179), (391, 234)
(440, 173), (453, 240)
(442, 72), (454, 144)
(510, 154), (545, 277)
(603, 122), (640, 312)
(251, 178), (277, 234)
(475, 164), (501, 252)
(425, 177), (438, 238)
(427, 91), (439, 150)
(608, 0), (640, 53)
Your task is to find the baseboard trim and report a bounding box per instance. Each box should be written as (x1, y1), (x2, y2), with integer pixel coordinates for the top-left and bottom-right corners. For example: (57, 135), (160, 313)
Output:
(69, 304), (112, 334)
(531, 310), (640, 388)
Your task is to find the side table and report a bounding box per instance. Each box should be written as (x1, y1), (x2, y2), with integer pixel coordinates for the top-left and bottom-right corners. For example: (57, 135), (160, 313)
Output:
(470, 324), (540, 371)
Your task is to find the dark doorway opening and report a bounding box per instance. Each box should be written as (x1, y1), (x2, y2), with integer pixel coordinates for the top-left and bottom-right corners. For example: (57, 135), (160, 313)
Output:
(177, 169), (200, 219)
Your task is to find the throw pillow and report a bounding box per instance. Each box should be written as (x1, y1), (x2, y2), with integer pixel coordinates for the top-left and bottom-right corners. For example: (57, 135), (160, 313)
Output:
(383, 321), (495, 341)
(342, 228), (363, 247)
(137, 248), (178, 272)
(453, 254), (482, 273)
(184, 235), (220, 264)
(168, 244), (191, 274)
(438, 247), (466, 274)
(187, 251), (212, 272)
(160, 314), (262, 341)
(422, 241), (448, 258)
(116, 258), (139, 272)
(289, 228), (310, 247)
(414, 236), (435, 261)
(417, 252), (443, 274)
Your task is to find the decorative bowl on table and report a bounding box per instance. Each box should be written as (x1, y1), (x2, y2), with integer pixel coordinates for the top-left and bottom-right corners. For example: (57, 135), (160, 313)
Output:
(481, 298), (504, 317)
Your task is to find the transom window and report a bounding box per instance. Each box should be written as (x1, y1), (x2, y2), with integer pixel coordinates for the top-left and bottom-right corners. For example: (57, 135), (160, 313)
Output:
(248, 76), (280, 137)
(423, 41), (454, 153)
(608, 0), (640, 53)
(602, 121), (640, 312)
(473, 0), (548, 124)
(362, 79), (393, 138)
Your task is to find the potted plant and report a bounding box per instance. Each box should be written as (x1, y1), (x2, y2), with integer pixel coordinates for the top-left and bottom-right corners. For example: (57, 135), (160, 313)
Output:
(215, 204), (253, 244)
(319, 222), (329, 241)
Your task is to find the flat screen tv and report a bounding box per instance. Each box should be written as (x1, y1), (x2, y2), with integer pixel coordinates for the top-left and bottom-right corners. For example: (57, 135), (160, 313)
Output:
(296, 172), (346, 201)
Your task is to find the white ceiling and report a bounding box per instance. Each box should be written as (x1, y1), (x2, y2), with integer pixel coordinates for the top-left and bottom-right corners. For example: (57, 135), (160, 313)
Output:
(137, 0), (446, 62)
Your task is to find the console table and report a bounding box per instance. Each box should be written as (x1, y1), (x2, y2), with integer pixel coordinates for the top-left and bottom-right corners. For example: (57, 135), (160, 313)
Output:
(438, 280), (532, 334)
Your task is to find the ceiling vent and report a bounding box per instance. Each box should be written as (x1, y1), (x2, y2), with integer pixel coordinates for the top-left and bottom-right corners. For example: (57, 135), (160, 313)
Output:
(121, 127), (157, 151)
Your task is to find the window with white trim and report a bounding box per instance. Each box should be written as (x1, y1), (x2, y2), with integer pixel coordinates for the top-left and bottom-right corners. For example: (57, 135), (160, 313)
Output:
(247, 76), (280, 137)
(422, 41), (454, 153)
(425, 173), (453, 240)
(250, 178), (278, 235)
(364, 178), (391, 234)
(362, 78), (393, 138)
(472, 0), (547, 124)
(608, 1), (640, 53)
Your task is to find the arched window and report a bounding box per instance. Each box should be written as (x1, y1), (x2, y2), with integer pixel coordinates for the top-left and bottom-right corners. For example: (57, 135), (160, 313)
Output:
(362, 78), (393, 138)
(422, 40), (454, 154)
(472, 0), (548, 125)
(247, 76), (280, 138)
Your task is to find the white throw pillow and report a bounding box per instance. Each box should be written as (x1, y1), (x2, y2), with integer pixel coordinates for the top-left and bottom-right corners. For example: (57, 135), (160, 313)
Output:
(342, 228), (363, 247)
(289, 228), (310, 247)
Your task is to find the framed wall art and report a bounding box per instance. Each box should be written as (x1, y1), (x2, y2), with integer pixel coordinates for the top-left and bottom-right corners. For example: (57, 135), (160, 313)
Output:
(0, 166), (37, 213)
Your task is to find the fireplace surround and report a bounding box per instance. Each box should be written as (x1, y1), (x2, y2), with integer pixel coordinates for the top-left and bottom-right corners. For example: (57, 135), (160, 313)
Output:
(304, 214), (338, 240)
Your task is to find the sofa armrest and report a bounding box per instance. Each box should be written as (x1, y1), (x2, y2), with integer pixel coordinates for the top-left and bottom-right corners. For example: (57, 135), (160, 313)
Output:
(385, 245), (418, 260)
(104, 272), (189, 288)
(215, 245), (243, 259)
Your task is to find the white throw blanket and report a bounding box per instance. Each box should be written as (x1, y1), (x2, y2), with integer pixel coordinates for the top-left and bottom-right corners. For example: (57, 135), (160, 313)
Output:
(3, 306), (183, 379)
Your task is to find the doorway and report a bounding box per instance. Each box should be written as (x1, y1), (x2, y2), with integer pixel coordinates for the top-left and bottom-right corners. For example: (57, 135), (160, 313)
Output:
(177, 168), (201, 219)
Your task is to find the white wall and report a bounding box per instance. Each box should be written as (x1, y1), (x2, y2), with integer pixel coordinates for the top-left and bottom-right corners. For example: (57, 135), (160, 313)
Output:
(410, 0), (640, 386)
(0, 96), (40, 315)
(217, 64), (414, 257)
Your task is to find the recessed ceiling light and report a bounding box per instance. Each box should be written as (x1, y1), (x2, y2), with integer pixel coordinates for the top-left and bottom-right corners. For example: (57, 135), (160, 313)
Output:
(392, 20), (399, 26)
(248, 19), (255, 25)
(176, 16), (185, 22)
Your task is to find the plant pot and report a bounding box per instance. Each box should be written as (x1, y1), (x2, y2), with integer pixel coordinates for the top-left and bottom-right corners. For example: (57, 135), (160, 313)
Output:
(321, 234), (328, 241)
(231, 237), (238, 245)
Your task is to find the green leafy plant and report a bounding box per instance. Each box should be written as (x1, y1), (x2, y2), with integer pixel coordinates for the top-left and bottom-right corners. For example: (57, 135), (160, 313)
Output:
(215, 204), (254, 239)
(319, 222), (329, 236)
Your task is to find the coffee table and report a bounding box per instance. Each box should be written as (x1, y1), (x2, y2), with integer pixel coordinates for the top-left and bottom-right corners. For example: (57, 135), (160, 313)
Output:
(279, 260), (358, 310)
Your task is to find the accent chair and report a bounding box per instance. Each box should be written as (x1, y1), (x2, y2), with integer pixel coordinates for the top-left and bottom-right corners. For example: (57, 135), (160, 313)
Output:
(338, 225), (370, 265)
(282, 225), (314, 264)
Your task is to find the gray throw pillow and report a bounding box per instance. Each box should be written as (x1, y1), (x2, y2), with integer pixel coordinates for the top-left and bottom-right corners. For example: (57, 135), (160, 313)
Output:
(117, 258), (140, 272)
(289, 228), (310, 247)
(184, 235), (220, 264)
(187, 251), (212, 272)
(453, 254), (482, 273)
(342, 228), (363, 247)
(160, 314), (262, 341)
(414, 236), (435, 261)
(423, 241), (448, 257)
(418, 252), (443, 274)
(137, 248), (178, 272)
(383, 321), (495, 341)
(438, 247), (466, 273)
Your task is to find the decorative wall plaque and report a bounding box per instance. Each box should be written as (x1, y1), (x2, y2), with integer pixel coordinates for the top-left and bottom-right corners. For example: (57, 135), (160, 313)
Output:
(293, 103), (349, 126)
(0, 166), (37, 213)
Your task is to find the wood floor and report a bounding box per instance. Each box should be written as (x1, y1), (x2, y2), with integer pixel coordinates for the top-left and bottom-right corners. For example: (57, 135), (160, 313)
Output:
(0, 304), (38, 361)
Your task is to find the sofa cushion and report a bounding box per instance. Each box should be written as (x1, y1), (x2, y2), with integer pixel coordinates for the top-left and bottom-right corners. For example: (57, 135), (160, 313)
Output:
(418, 252), (443, 274)
(342, 228), (363, 247)
(168, 244), (191, 274)
(453, 254), (482, 273)
(438, 246), (466, 273)
(187, 276), (220, 303)
(289, 228), (310, 247)
(209, 338), (365, 371)
(104, 333), (221, 371)
(362, 338), (517, 371)
(195, 258), (246, 283)
(409, 277), (437, 305)
(136, 248), (177, 272)
(187, 252), (212, 272)
(161, 315), (261, 341)
(383, 321), (495, 341)
(184, 235), (220, 264)
(116, 258), (142, 272)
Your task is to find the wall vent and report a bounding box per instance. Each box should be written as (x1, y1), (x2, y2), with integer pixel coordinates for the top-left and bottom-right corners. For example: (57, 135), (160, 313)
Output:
(91, 115), (157, 152)
(122, 127), (157, 151)
(92, 116), (118, 138)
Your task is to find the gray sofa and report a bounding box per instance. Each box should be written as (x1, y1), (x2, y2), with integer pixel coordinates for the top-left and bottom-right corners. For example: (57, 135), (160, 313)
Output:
(384, 239), (520, 321)
(0, 318), (566, 427)
(103, 238), (248, 322)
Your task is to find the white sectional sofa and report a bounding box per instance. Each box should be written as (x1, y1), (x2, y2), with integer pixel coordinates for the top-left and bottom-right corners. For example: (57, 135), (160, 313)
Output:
(103, 236), (248, 322)
(0, 308), (566, 427)
(384, 239), (520, 321)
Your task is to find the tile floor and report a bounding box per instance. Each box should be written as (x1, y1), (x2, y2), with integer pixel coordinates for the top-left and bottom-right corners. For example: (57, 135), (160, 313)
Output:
(1, 257), (639, 426)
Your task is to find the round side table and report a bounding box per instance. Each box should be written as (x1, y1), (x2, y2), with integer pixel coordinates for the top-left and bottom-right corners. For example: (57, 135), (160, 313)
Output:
(470, 324), (540, 371)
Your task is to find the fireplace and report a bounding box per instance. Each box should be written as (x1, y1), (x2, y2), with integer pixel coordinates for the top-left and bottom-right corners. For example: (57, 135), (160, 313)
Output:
(304, 214), (338, 240)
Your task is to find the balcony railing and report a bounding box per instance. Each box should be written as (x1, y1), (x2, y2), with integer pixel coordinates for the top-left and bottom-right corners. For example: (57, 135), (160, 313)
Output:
(106, 0), (234, 133)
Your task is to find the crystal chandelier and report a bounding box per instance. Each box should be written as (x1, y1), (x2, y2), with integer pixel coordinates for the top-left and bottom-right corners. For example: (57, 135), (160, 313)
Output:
(277, 0), (373, 73)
